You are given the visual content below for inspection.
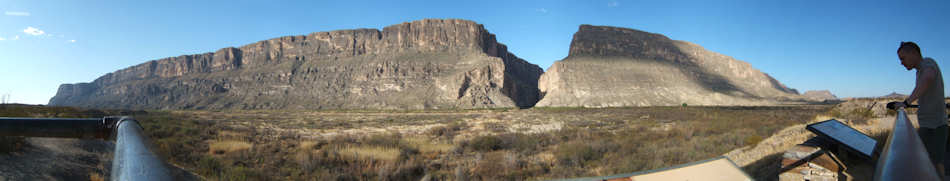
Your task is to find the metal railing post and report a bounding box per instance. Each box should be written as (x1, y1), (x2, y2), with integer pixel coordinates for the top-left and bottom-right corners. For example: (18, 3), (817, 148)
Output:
(873, 108), (941, 181)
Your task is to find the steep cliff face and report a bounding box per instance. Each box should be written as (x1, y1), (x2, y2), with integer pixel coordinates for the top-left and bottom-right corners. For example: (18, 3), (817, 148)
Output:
(536, 25), (803, 107)
(49, 19), (543, 110)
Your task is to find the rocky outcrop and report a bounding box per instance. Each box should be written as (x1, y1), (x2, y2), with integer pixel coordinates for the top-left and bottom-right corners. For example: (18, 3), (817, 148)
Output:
(49, 19), (543, 110)
(802, 90), (838, 101)
(536, 25), (803, 107)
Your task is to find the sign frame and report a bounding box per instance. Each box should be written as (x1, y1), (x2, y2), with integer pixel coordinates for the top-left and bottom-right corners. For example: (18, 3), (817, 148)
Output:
(806, 119), (878, 160)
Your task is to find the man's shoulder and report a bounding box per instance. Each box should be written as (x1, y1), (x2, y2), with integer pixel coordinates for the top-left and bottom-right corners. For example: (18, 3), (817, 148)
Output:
(922, 57), (939, 67)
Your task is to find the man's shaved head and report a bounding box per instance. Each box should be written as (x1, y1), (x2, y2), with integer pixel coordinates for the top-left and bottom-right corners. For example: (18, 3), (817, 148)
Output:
(898, 41), (924, 70)
(898, 41), (921, 56)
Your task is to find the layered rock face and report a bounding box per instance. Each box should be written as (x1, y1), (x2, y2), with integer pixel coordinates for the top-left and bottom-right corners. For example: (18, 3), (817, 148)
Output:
(49, 19), (543, 110)
(536, 25), (802, 107)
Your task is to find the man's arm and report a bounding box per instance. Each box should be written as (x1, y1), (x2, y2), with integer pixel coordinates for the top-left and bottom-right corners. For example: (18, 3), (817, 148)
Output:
(906, 67), (936, 104)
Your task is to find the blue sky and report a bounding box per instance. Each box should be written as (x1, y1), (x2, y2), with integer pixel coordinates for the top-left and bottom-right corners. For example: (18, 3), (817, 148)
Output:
(0, 0), (947, 104)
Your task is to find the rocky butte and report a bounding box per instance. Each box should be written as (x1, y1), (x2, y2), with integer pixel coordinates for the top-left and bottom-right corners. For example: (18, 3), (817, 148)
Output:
(49, 19), (543, 110)
(802, 90), (838, 101)
(536, 25), (804, 107)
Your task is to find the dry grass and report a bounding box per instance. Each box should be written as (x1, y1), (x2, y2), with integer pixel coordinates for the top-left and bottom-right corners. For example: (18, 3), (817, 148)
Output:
(334, 144), (401, 162)
(216, 130), (249, 141)
(208, 140), (253, 155)
(299, 140), (319, 150)
(404, 136), (454, 154)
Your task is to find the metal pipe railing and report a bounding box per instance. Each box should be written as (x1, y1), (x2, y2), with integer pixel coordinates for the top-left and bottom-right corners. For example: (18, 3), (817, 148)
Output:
(0, 116), (171, 181)
(873, 108), (941, 181)
(0, 117), (110, 139)
(110, 117), (171, 181)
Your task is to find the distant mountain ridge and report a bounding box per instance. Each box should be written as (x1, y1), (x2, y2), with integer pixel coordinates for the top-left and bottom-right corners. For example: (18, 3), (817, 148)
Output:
(49, 20), (808, 110)
(880, 92), (908, 99)
(802, 90), (838, 101)
(536, 25), (804, 107)
(49, 19), (543, 109)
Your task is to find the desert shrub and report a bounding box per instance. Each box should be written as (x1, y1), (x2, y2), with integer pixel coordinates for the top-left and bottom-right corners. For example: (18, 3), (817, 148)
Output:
(364, 133), (404, 148)
(221, 166), (261, 180)
(497, 133), (545, 153)
(295, 151), (316, 171)
(847, 108), (875, 120)
(426, 122), (464, 139)
(828, 108), (844, 119)
(555, 141), (602, 167)
(378, 157), (425, 181)
(829, 106), (875, 123)
(472, 151), (522, 180)
(196, 157), (223, 177)
(468, 135), (504, 152)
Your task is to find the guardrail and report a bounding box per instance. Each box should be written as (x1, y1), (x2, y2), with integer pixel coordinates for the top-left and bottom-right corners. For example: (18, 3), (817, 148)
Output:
(873, 108), (941, 181)
(0, 116), (171, 181)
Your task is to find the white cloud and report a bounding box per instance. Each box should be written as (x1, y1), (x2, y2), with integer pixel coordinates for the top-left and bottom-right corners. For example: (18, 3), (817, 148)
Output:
(607, 1), (620, 7)
(23, 27), (45, 36)
(536, 8), (548, 13)
(4, 11), (30, 16)
(0, 37), (5, 41)
(13, 35), (19, 40)
(69, 39), (76, 43)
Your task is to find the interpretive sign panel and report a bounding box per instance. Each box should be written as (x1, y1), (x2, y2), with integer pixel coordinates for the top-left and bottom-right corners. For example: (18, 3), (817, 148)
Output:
(806, 119), (876, 159)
